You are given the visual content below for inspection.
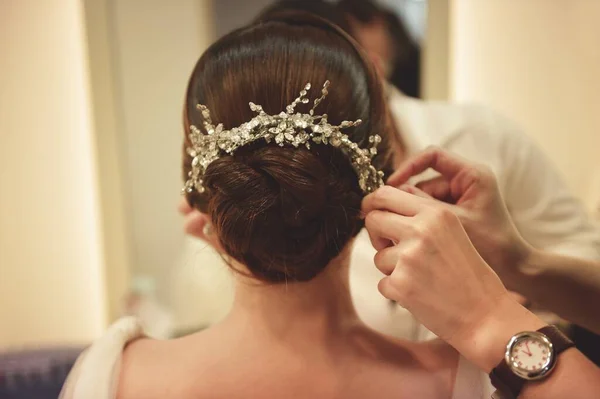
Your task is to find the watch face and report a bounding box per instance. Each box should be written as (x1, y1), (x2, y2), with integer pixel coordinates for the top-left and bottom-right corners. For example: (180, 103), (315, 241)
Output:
(506, 332), (554, 379)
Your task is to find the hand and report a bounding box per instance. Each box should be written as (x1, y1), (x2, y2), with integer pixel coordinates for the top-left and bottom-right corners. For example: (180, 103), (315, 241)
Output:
(388, 147), (531, 284)
(363, 186), (508, 340)
(362, 186), (544, 371)
(179, 197), (205, 239)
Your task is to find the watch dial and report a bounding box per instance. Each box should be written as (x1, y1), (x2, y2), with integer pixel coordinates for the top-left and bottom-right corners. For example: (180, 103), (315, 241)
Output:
(511, 337), (550, 371)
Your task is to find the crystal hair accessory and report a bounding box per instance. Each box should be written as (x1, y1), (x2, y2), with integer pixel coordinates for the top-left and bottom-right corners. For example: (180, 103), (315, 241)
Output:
(183, 80), (385, 195)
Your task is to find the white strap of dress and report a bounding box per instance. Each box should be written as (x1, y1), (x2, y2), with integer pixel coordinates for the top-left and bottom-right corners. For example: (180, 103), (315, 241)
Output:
(59, 317), (144, 399)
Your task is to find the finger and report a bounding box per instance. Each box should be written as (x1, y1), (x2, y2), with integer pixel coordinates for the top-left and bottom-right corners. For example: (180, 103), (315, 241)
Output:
(388, 147), (472, 186)
(415, 176), (453, 202)
(402, 184), (464, 224)
(367, 227), (394, 251)
(377, 276), (402, 302)
(184, 210), (205, 238)
(362, 186), (429, 217)
(179, 197), (193, 215)
(373, 246), (400, 275)
(399, 184), (433, 199)
(508, 291), (531, 307)
(364, 210), (412, 246)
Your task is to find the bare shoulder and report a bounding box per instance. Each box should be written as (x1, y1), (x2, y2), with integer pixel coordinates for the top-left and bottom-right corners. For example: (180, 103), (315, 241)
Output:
(116, 330), (216, 399)
(343, 326), (459, 397)
(349, 326), (458, 371)
(116, 338), (171, 399)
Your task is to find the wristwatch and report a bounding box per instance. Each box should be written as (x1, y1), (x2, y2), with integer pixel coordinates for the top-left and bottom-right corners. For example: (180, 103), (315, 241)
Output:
(490, 325), (574, 399)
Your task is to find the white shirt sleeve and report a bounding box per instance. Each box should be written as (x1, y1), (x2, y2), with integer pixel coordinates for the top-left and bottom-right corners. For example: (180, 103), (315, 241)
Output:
(497, 117), (600, 261)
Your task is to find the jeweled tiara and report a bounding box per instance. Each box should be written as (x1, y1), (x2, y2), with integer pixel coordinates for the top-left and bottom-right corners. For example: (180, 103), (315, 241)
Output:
(183, 81), (385, 195)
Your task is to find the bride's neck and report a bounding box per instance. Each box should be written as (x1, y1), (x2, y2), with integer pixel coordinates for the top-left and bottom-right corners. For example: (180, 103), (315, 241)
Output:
(222, 250), (360, 342)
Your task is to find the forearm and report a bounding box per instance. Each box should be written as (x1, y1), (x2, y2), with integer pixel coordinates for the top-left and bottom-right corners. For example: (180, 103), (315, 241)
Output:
(520, 349), (599, 399)
(504, 248), (600, 334)
(450, 296), (600, 398)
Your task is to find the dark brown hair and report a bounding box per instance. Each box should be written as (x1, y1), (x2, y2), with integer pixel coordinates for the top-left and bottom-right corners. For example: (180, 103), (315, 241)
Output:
(255, 0), (352, 33)
(338, 0), (421, 97)
(183, 12), (393, 282)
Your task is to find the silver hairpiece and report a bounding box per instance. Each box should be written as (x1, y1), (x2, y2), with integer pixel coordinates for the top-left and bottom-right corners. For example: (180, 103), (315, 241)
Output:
(183, 81), (385, 195)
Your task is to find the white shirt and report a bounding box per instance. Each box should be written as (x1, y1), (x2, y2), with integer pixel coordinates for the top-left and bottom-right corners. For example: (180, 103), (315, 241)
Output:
(350, 88), (600, 340)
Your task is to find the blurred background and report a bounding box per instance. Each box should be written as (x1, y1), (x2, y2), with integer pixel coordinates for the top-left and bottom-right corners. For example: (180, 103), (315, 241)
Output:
(1, 0), (599, 396)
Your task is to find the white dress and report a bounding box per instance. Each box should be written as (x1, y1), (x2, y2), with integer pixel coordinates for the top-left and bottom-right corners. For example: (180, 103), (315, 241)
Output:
(60, 317), (493, 399)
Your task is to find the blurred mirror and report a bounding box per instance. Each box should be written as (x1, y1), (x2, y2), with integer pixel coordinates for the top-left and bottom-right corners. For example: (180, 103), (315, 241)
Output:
(84, 0), (431, 337)
(84, 0), (600, 340)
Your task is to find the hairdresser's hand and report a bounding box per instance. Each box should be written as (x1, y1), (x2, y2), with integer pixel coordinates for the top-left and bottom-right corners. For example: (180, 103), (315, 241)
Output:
(388, 147), (531, 282)
(362, 187), (544, 371)
(179, 197), (204, 238)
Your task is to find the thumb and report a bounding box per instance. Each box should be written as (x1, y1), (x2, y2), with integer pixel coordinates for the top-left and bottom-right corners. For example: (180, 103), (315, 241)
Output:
(378, 276), (401, 303)
(388, 147), (466, 187)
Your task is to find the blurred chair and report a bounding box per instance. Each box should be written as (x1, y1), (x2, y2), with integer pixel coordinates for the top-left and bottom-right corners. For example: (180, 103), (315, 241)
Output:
(0, 347), (83, 399)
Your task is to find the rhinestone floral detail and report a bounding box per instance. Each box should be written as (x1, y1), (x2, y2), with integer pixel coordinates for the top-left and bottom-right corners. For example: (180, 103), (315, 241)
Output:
(183, 81), (385, 195)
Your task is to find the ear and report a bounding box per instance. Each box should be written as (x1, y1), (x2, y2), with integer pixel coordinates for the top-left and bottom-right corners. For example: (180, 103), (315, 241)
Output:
(183, 210), (224, 252)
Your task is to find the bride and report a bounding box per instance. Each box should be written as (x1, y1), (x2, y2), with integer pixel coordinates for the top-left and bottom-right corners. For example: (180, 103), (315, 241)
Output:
(61, 12), (490, 399)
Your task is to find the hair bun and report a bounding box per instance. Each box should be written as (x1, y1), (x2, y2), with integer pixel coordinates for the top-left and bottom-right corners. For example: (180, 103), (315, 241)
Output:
(203, 144), (362, 282)
(253, 149), (327, 228)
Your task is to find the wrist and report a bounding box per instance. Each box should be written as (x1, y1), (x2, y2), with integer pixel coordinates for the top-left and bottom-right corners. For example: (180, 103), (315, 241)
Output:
(499, 236), (535, 288)
(449, 294), (546, 372)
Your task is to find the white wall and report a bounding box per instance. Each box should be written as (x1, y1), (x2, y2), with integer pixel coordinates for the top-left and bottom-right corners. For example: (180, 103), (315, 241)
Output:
(0, 0), (107, 347)
(423, 0), (450, 100)
(450, 0), (600, 211)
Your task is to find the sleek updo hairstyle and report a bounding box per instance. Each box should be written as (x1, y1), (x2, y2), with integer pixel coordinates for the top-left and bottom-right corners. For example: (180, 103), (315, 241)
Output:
(183, 12), (393, 283)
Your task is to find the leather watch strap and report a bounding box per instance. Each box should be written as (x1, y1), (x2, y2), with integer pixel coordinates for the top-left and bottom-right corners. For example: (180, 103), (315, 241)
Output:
(490, 325), (574, 399)
(537, 325), (574, 354)
(490, 360), (526, 399)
